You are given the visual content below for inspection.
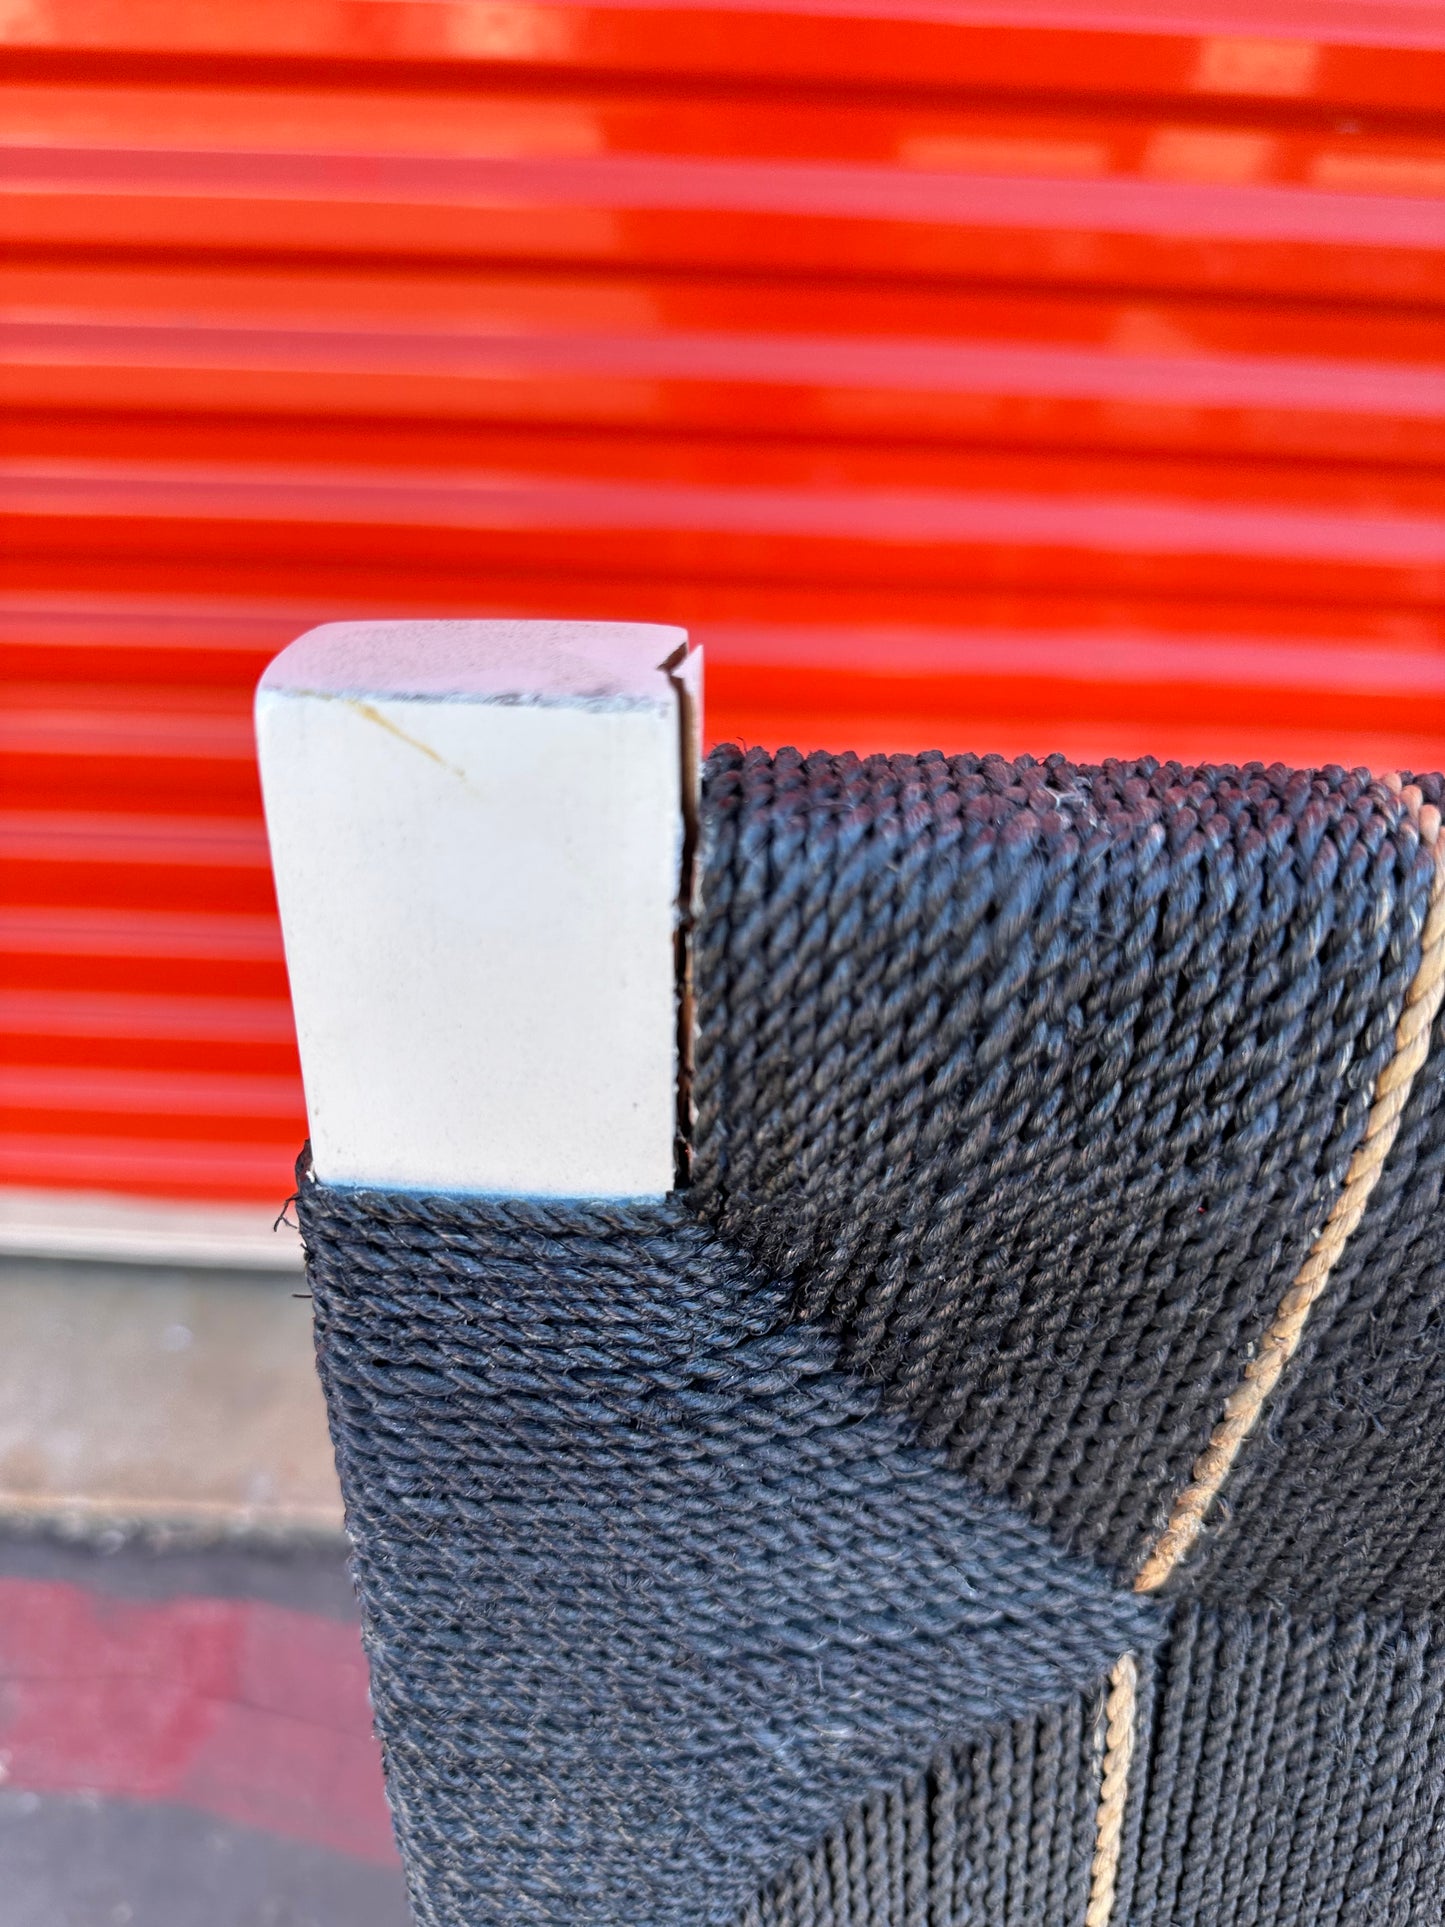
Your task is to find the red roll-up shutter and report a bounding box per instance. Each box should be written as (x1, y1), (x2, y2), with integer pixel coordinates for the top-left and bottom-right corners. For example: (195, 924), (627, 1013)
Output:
(4, 0), (1444, 1208)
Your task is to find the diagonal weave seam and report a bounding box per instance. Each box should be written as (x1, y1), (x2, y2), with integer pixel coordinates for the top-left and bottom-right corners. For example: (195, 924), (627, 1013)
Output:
(299, 1182), (1163, 1927)
(692, 751), (1434, 1581)
(1085, 781), (1444, 1927)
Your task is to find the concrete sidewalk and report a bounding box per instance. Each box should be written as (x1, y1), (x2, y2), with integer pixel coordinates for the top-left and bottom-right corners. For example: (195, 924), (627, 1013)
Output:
(0, 1255), (343, 1539)
(0, 1255), (407, 1925)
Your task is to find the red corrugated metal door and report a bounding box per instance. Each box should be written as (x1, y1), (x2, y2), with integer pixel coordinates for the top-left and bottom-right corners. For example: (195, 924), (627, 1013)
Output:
(4, 0), (1444, 1212)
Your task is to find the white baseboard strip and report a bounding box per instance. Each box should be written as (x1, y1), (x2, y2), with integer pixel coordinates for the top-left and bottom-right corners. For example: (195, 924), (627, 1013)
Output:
(0, 1187), (305, 1270)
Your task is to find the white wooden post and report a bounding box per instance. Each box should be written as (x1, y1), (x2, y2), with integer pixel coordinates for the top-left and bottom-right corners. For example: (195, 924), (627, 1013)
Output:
(256, 620), (699, 1199)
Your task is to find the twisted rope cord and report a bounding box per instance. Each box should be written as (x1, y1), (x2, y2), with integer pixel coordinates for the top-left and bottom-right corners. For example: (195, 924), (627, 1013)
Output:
(1085, 787), (1444, 1927)
(299, 1183), (1158, 1927)
(1134, 784), (1445, 1596)
(1085, 1653), (1138, 1927)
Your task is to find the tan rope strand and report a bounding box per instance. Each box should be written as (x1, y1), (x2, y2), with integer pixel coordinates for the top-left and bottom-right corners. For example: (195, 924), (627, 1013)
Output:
(1086, 788), (1441, 1926)
(1134, 787), (1445, 1595)
(1086, 1653), (1139, 1927)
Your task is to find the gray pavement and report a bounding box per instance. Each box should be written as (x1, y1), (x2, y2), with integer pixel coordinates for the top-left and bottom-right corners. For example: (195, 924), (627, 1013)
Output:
(0, 1249), (411, 1927)
(0, 1793), (411, 1927)
(0, 1533), (411, 1927)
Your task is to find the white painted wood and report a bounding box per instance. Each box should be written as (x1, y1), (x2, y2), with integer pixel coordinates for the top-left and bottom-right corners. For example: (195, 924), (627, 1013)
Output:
(256, 620), (695, 1198)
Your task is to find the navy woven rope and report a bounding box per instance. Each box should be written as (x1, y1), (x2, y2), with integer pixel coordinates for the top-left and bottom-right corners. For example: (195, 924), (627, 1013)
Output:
(1131, 1601), (1445, 1926)
(741, 1690), (1107, 1927)
(299, 1182), (1158, 1927)
(693, 751), (1443, 1602)
(299, 746), (1445, 1924)
(746, 1602), (1445, 1927)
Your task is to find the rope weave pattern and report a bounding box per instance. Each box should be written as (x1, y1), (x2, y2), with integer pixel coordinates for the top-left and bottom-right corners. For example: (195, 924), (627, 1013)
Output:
(1199, 817), (1445, 1612)
(743, 1600), (1445, 1925)
(740, 1691), (1106, 1927)
(694, 750), (1436, 1583)
(1135, 789), (1445, 1592)
(297, 747), (1445, 1924)
(298, 1183), (1158, 1927)
(1091, 788), (1443, 1925)
(1128, 1602), (1445, 1926)
(693, 750), (1443, 1924)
